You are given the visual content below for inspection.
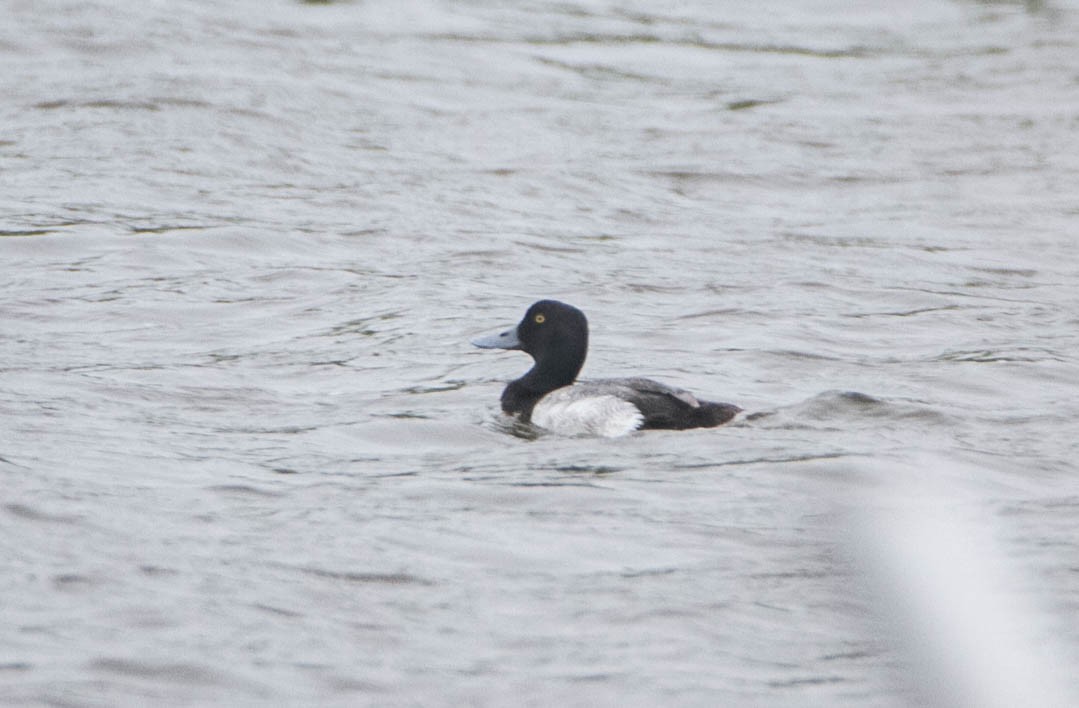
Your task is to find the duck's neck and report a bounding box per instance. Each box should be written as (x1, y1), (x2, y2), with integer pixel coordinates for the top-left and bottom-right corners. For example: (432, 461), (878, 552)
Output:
(501, 346), (586, 419)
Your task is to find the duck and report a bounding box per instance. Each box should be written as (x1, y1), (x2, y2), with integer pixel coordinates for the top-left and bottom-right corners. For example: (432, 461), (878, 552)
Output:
(471, 300), (741, 437)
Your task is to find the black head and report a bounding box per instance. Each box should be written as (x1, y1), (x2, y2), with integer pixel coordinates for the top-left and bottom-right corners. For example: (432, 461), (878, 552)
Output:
(471, 299), (590, 416)
(514, 300), (588, 369)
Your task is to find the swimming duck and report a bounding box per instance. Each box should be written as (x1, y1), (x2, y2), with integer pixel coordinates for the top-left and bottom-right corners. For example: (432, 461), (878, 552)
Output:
(472, 300), (741, 437)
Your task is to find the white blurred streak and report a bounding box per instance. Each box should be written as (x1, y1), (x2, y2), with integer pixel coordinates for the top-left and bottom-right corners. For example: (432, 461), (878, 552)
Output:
(851, 477), (1072, 708)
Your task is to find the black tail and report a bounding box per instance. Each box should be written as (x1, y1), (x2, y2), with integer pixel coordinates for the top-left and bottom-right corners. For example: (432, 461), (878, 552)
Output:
(638, 399), (742, 430)
(691, 401), (742, 428)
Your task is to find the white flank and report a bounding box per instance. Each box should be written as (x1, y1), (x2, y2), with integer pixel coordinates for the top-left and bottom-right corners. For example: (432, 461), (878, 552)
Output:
(530, 388), (644, 438)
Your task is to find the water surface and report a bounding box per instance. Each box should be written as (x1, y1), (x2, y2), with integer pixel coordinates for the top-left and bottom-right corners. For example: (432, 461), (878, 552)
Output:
(3, 1), (1079, 705)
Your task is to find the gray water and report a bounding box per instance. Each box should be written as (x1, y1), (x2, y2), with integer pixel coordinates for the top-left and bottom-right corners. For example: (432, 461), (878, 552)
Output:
(3, 0), (1079, 705)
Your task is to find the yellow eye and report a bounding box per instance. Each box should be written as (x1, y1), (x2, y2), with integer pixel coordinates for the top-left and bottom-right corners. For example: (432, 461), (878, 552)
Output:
(534, 313), (546, 324)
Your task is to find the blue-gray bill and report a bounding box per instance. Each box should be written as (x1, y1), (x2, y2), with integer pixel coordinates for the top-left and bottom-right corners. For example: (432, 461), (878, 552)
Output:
(471, 327), (521, 350)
